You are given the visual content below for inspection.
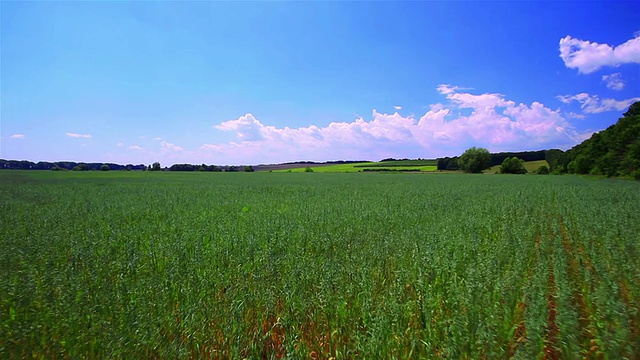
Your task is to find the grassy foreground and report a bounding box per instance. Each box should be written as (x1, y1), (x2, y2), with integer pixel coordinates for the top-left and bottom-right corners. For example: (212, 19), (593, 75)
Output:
(1, 171), (639, 358)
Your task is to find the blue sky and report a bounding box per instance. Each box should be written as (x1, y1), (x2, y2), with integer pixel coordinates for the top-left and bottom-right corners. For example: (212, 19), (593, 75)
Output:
(2, 1), (639, 165)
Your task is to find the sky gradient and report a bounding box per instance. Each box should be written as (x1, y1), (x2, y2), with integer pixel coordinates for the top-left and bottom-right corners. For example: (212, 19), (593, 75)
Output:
(2, 1), (639, 165)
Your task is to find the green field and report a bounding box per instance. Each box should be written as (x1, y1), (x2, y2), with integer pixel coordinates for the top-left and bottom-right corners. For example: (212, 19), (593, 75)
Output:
(273, 160), (438, 172)
(1, 171), (639, 358)
(486, 160), (550, 174)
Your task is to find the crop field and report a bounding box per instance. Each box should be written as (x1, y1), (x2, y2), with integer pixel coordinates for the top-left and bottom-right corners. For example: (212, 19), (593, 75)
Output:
(272, 160), (438, 172)
(1, 171), (639, 358)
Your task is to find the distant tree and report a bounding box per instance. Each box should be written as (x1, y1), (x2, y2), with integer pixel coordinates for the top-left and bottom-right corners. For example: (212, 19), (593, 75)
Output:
(101, 164), (110, 171)
(152, 162), (161, 171)
(535, 165), (550, 175)
(446, 158), (459, 170)
(458, 147), (490, 173)
(499, 157), (527, 174)
(244, 166), (254, 172)
(304, 167), (314, 172)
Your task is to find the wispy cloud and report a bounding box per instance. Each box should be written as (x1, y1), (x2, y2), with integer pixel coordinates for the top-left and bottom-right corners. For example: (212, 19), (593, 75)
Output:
(204, 85), (585, 163)
(129, 145), (144, 150)
(161, 141), (183, 152)
(556, 93), (640, 114)
(393, 106), (402, 110)
(116, 142), (125, 147)
(602, 73), (625, 90)
(559, 34), (640, 74)
(10, 134), (26, 139)
(565, 112), (586, 120)
(65, 132), (92, 139)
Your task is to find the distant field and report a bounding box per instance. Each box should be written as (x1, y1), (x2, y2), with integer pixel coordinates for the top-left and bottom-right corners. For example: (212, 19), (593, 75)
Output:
(2, 171), (639, 358)
(485, 160), (550, 174)
(272, 159), (438, 172)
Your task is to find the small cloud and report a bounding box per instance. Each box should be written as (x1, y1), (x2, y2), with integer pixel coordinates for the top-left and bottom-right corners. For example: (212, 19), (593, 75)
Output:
(154, 137), (163, 141)
(129, 145), (144, 150)
(556, 93), (640, 114)
(602, 73), (625, 90)
(10, 134), (26, 139)
(393, 106), (402, 110)
(116, 142), (124, 147)
(66, 132), (92, 138)
(559, 34), (640, 74)
(565, 112), (586, 120)
(200, 144), (223, 151)
(161, 141), (183, 152)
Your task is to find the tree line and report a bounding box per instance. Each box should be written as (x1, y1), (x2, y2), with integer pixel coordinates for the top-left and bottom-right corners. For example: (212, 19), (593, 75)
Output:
(0, 160), (147, 171)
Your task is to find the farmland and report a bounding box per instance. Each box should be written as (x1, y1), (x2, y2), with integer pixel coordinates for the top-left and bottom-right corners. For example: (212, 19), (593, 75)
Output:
(1, 171), (639, 358)
(272, 159), (438, 172)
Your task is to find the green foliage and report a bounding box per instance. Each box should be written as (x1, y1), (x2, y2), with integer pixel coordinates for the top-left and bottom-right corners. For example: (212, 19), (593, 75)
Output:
(561, 102), (640, 177)
(499, 157), (527, 174)
(458, 147), (490, 173)
(100, 164), (110, 171)
(243, 165), (254, 172)
(2, 171), (639, 358)
(535, 165), (550, 175)
(304, 166), (314, 172)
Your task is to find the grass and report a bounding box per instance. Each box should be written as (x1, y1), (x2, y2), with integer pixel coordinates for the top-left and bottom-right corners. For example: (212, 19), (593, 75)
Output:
(273, 159), (438, 172)
(485, 160), (550, 174)
(1, 170), (639, 358)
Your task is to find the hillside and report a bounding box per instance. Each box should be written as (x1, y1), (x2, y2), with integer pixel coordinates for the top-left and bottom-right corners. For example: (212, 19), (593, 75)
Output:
(552, 101), (640, 178)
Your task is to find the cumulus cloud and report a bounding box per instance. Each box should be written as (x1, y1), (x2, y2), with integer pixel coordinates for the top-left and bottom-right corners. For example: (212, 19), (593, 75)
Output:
(559, 34), (640, 73)
(394, 106), (402, 110)
(10, 134), (26, 139)
(602, 73), (625, 90)
(556, 93), (640, 114)
(65, 132), (92, 138)
(203, 85), (586, 163)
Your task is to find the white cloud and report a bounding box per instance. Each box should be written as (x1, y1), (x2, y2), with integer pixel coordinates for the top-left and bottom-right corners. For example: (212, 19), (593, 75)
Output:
(559, 34), (640, 73)
(602, 73), (625, 90)
(65, 132), (92, 138)
(116, 142), (125, 147)
(202, 85), (585, 163)
(437, 84), (515, 108)
(556, 93), (640, 114)
(10, 134), (25, 139)
(154, 137), (163, 141)
(565, 112), (586, 120)
(129, 145), (144, 150)
(394, 106), (402, 110)
(161, 141), (183, 152)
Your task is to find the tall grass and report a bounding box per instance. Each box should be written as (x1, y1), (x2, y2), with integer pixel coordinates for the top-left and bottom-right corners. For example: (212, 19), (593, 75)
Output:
(1, 171), (638, 358)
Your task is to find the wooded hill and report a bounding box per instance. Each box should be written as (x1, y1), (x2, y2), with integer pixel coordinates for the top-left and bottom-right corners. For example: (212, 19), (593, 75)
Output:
(552, 101), (640, 178)
(437, 102), (640, 179)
